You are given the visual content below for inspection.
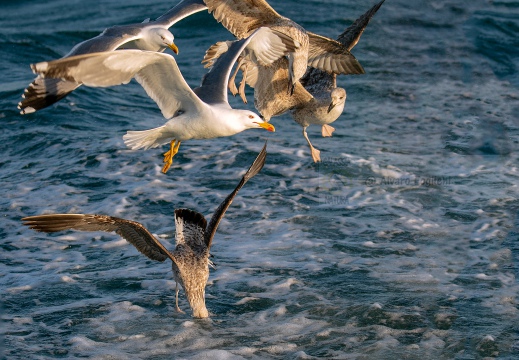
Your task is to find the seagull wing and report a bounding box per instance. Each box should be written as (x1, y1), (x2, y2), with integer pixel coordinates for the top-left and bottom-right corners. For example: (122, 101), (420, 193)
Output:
(153, 0), (208, 28)
(196, 27), (294, 105)
(18, 77), (80, 115)
(204, 0), (282, 38)
(18, 24), (145, 115)
(301, 1), (383, 90)
(241, 28), (296, 66)
(307, 32), (365, 75)
(22, 214), (172, 262)
(204, 142), (267, 249)
(202, 41), (234, 69)
(31, 50), (204, 118)
(202, 28), (295, 68)
(66, 24), (145, 56)
(337, 0), (385, 51)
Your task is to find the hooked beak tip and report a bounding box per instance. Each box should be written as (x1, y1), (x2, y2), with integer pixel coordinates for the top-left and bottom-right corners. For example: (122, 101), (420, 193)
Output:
(256, 121), (275, 132)
(168, 43), (179, 55)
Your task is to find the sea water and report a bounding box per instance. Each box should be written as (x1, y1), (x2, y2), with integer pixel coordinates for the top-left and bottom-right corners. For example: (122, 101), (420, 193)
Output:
(1, 0), (518, 358)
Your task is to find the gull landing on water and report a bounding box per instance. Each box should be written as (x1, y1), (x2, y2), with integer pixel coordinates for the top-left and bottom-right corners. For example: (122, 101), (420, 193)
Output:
(22, 143), (268, 319)
(31, 27), (285, 173)
(18, 0), (208, 115)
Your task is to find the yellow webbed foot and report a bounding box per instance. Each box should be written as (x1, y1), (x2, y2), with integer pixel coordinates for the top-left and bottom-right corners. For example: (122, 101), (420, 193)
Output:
(162, 140), (181, 174)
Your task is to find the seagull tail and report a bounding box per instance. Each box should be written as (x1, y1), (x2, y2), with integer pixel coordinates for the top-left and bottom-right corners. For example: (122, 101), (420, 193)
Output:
(123, 125), (170, 150)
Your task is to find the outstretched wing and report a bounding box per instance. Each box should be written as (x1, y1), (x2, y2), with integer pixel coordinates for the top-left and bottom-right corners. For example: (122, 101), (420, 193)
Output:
(306, 32), (365, 75)
(18, 24), (145, 115)
(31, 50), (202, 119)
(204, 142), (267, 249)
(153, 0), (208, 28)
(18, 77), (80, 115)
(301, 1), (384, 90)
(66, 24), (145, 56)
(22, 214), (172, 262)
(337, 0), (385, 51)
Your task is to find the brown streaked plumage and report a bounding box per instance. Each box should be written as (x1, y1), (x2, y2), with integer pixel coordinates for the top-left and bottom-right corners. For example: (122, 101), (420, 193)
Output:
(22, 143), (268, 319)
(292, 0), (385, 162)
(203, 0), (364, 93)
(205, 1), (384, 162)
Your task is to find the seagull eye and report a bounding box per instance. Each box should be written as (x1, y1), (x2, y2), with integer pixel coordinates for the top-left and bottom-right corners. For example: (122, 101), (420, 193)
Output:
(248, 115), (254, 119)
(160, 36), (165, 40)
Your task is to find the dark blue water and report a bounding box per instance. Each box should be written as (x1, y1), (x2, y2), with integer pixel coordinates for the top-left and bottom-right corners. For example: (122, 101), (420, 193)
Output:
(1, 0), (519, 358)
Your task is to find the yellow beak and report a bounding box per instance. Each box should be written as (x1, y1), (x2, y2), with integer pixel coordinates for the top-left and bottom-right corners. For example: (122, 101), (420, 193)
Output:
(255, 121), (275, 132)
(168, 43), (179, 55)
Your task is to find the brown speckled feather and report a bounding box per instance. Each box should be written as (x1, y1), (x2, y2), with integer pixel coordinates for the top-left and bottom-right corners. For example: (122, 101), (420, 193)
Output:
(204, 0), (282, 38)
(22, 214), (171, 262)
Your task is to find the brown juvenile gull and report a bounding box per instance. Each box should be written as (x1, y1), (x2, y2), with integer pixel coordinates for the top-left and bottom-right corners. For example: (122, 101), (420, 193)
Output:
(205, 1), (384, 162)
(31, 27), (285, 173)
(18, 0), (208, 115)
(203, 0), (365, 94)
(22, 143), (268, 319)
(291, 0), (385, 162)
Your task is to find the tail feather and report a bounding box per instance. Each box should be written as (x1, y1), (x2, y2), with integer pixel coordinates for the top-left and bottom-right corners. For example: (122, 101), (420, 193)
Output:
(122, 125), (170, 150)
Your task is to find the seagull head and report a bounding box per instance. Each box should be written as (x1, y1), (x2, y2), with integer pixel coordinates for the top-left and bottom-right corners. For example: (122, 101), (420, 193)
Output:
(153, 28), (179, 54)
(327, 88), (347, 113)
(186, 289), (210, 319)
(243, 111), (275, 132)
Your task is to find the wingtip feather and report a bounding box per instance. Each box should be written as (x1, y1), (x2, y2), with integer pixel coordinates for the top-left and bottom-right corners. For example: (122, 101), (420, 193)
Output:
(174, 208), (207, 230)
(243, 141), (267, 181)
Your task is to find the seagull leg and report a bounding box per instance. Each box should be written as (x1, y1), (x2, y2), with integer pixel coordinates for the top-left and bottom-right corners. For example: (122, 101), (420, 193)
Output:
(174, 282), (185, 314)
(228, 58), (244, 97)
(321, 124), (335, 137)
(162, 140), (182, 174)
(302, 126), (321, 163)
(238, 65), (248, 104)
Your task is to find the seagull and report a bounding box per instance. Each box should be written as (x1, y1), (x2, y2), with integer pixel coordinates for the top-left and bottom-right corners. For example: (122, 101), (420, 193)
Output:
(291, 0), (385, 162)
(18, 0), (208, 115)
(31, 27), (287, 173)
(205, 1), (384, 162)
(22, 143), (268, 319)
(203, 0), (365, 94)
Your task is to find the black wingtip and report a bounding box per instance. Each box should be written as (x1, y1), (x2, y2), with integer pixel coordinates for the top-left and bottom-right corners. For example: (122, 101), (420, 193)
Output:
(243, 141), (267, 182)
(174, 208), (207, 230)
(338, 0), (385, 51)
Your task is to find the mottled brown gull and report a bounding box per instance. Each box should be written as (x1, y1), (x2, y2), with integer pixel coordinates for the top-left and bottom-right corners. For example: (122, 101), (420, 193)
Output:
(18, 0), (208, 115)
(203, 0), (365, 94)
(292, 0), (385, 162)
(205, 1), (384, 162)
(31, 27), (284, 173)
(22, 143), (268, 319)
